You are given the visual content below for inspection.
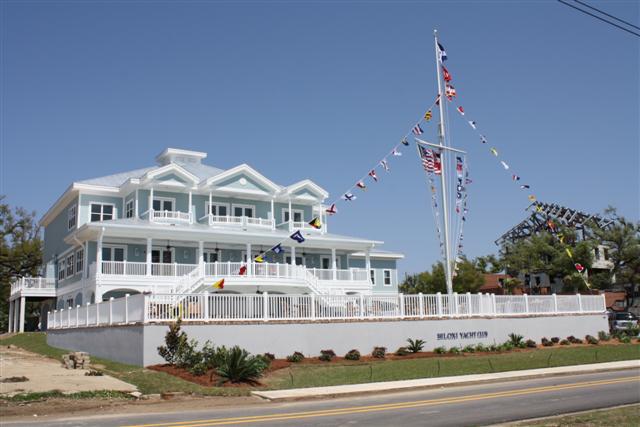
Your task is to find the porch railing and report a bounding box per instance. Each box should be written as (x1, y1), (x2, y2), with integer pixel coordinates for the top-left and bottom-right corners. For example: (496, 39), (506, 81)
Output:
(47, 292), (607, 329)
(202, 214), (274, 228)
(10, 277), (56, 295)
(151, 209), (192, 223)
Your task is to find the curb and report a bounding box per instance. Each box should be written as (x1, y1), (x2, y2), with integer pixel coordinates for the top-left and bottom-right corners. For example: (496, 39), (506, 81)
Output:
(252, 360), (640, 401)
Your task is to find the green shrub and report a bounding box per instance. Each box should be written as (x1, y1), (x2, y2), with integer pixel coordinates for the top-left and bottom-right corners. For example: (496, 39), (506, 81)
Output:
(551, 337), (560, 344)
(406, 338), (426, 353)
(448, 347), (461, 354)
(585, 335), (599, 345)
(508, 333), (524, 347)
(474, 343), (487, 352)
(344, 349), (361, 360)
(488, 344), (499, 352)
(216, 346), (267, 384)
(560, 339), (570, 345)
(597, 331), (611, 341)
(372, 347), (387, 359)
(319, 349), (336, 362)
(263, 352), (275, 361)
(395, 347), (410, 356)
(286, 351), (305, 363)
(500, 342), (515, 351)
(157, 318), (188, 365)
(619, 336), (631, 344)
(462, 345), (475, 353)
(541, 338), (554, 347)
(567, 335), (583, 344)
(434, 347), (447, 354)
(175, 339), (203, 370)
(525, 339), (537, 348)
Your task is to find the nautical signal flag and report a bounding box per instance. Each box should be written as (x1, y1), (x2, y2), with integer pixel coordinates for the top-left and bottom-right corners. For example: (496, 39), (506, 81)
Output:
(574, 263), (585, 273)
(437, 42), (447, 62)
(368, 170), (378, 181)
(521, 184), (531, 189)
(433, 152), (443, 175)
(412, 124), (424, 135)
(435, 94), (441, 106)
(326, 204), (337, 215)
(490, 147), (498, 156)
(565, 248), (573, 258)
(512, 174), (520, 181)
(401, 138), (410, 146)
(480, 135), (487, 144)
(308, 217), (322, 229)
(290, 230), (305, 243)
(342, 193), (356, 201)
(558, 233), (566, 244)
(445, 84), (456, 99)
(500, 161), (509, 170)
(238, 265), (247, 276)
(424, 110), (433, 121)
(528, 195), (537, 202)
(356, 181), (367, 190)
(456, 106), (465, 116)
(380, 159), (389, 171)
(468, 121), (477, 130)
(254, 254), (264, 263)
(392, 148), (402, 156)
(271, 244), (284, 254)
(442, 66), (452, 82)
(213, 278), (225, 289)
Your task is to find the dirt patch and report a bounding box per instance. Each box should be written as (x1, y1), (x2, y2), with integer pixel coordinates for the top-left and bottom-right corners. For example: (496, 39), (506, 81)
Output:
(148, 365), (262, 388)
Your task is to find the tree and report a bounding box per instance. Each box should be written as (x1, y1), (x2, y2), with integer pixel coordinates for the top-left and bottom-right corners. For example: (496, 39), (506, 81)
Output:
(589, 208), (640, 305)
(400, 258), (485, 294)
(474, 254), (503, 274)
(0, 196), (43, 331)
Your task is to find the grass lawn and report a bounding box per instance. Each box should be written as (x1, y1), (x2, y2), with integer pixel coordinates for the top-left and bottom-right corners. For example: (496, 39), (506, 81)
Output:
(515, 404), (640, 426)
(264, 344), (640, 389)
(0, 333), (250, 397)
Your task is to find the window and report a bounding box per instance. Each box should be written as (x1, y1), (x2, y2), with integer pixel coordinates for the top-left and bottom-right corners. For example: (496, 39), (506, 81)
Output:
(152, 198), (174, 211)
(207, 202), (229, 217)
(125, 200), (134, 218)
(594, 247), (600, 260)
(283, 209), (304, 223)
(151, 248), (172, 263)
(204, 251), (219, 263)
(90, 203), (114, 222)
(603, 248), (610, 260)
(67, 205), (77, 230)
(76, 249), (84, 275)
(102, 246), (125, 262)
(58, 259), (66, 281)
(232, 204), (255, 218)
(383, 270), (392, 286)
(66, 254), (75, 276)
(370, 269), (376, 285)
(286, 256), (304, 266)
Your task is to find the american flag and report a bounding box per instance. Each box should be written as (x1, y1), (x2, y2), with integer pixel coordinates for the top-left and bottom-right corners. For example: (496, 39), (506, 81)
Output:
(412, 124), (423, 135)
(445, 84), (456, 99)
(419, 146), (435, 173)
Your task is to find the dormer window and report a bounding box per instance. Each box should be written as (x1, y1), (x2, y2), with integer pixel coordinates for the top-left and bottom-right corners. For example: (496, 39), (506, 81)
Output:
(90, 203), (114, 222)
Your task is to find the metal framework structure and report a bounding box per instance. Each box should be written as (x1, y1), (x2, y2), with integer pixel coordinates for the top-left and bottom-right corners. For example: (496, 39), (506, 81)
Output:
(495, 201), (615, 246)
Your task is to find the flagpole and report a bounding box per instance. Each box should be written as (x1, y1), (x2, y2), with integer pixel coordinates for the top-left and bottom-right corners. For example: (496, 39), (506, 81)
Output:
(434, 29), (454, 295)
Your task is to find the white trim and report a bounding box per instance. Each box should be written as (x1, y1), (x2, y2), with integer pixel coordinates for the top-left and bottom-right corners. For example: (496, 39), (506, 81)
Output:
(89, 202), (116, 222)
(231, 203), (255, 218)
(351, 251), (404, 260)
(142, 163), (199, 185)
(284, 179), (329, 200)
(155, 148), (207, 163)
(200, 164), (281, 192)
(383, 269), (392, 286)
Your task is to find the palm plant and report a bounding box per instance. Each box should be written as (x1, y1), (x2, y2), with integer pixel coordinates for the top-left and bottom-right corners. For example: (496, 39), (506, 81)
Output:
(216, 346), (267, 384)
(406, 338), (426, 353)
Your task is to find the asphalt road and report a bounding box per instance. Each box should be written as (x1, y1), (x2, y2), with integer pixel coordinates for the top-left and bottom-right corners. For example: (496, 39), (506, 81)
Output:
(5, 369), (640, 427)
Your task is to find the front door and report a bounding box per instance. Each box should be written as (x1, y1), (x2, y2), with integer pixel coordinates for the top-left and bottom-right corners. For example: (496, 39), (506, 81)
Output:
(204, 251), (219, 263)
(152, 199), (174, 212)
(151, 249), (173, 263)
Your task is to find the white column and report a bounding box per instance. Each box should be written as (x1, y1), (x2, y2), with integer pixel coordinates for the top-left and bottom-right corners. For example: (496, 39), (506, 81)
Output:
(246, 243), (252, 276)
(288, 198), (293, 231)
(198, 241), (204, 275)
(8, 300), (14, 333)
(13, 299), (20, 332)
(365, 248), (371, 272)
(331, 248), (337, 280)
(290, 246), (296, 265)
(146, 238), (152, 277)
(188, 191), (193, 223)
(149, 187), (154, 222)
(19, 296), (26, 333)
(96, 231), (103, 278)
(270, 199), (275, 230)
(208, 192), (213, 218)
(135, 189), (139, 217)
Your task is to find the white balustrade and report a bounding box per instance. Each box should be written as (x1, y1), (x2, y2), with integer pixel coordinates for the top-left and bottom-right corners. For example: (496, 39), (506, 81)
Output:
(207, 215), (274, 228)
(152, 210), (191, 222)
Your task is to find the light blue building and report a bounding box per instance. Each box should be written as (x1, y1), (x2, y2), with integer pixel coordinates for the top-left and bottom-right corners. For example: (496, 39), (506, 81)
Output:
(9, 148), (402, 331)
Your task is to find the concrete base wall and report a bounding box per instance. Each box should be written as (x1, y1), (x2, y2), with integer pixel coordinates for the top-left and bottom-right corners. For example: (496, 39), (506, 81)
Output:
(47, 314), (609, 366)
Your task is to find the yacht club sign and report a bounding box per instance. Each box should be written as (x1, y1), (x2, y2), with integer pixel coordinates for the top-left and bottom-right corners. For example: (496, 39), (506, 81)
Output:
(436, 330), (489, 341)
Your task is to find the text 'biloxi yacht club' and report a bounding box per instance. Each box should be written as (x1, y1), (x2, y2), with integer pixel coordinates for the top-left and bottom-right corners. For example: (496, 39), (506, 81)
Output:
(9, 148), (403, 328)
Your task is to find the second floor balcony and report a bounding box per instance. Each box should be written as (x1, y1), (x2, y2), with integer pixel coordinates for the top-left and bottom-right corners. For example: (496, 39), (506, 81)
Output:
(200, 214), (274, 229)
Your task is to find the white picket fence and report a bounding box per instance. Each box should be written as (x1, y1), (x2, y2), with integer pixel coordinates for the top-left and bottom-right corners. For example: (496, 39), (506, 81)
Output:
(47, 292), (606, 329)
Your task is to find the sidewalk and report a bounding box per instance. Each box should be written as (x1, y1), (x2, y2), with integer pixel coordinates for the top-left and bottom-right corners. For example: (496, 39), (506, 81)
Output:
(252, 360), (640, 401)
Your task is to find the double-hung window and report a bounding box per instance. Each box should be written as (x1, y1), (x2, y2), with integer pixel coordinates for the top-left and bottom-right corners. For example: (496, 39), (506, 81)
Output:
(232, 204), (255, 218)
(370, 269), (376, 285)
(67, 205), (77, 230)
(90, 203), (114, 222)
(58, 260), (66, 281)
(76, 248), (84, 275)
(383, 270), (392, 286)
(125, 200), (134, 218)
(207, 202), (229, 217)
(66, 254), (75, 277)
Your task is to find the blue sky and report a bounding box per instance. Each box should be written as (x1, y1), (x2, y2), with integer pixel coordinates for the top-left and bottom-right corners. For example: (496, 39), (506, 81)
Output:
(2, 1), (638, 276)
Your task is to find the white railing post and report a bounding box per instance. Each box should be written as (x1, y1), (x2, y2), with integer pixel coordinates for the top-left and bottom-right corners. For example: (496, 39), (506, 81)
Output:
(263, 292), (269, 322)
(143, 294), (149, 323)
(436, 292), (443, 317)
(418, 292), (424, 318)
(577, 293), (583, 313)
(109, 297), (113, 325)
(173, 262), (177, 277)
(601, 293), (606, 312)
(453, 292), (459, 316)
(524, 293), (529, 315)
(491, 293), (497, 316)
(553, 293), (558, 313)
(125, 294), (129, 323)
(310, 294), (316, 320)
(123, 259), (127, 275)
(96, 302), (100, 325)
(466, 292), (472, 316)
(204, 292), (209, 320)
(76, 305), (79, 327)
(360, 294), (365, 318)
(67, 307), (71, 328)
(399, 293), (405, 318)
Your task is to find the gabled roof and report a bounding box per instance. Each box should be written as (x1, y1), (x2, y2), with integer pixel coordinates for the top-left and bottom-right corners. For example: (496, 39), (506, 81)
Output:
(283, 179), (329, 200)
(199, 164), (281, 193)
(78, 167), (156, 187)
(141, 163), (200, 185)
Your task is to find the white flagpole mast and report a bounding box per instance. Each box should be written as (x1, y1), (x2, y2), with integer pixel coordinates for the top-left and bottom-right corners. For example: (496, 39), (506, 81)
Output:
(434, 29), (454, 295)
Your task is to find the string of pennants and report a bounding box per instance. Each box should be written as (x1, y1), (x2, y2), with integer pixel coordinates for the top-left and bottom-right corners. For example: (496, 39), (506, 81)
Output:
(211, 99), (441, 289)
(435, 40), (590, 287)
